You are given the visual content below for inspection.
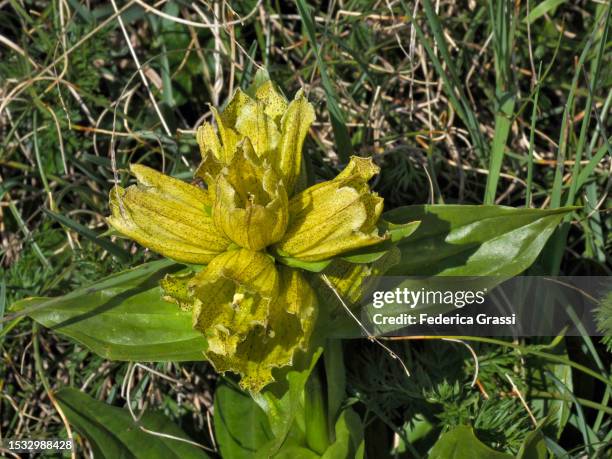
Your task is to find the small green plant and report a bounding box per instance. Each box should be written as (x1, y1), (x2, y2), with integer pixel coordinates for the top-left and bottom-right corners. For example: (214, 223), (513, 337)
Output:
(10, 77), (576, 457)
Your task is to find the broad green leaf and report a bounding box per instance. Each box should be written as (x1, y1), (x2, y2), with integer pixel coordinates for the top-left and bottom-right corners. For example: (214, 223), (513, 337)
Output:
(321, 409), (365, 459)
(384, 220), (422, 243)
(214, 382), (273, 459)
(384, 205), (575, 276)
(10, 260), (207, 361)
(429, 425), (513, 459)
(253, 347), (323, 457)
(55, 388), (209, 458)
(341, 204), (573, 336)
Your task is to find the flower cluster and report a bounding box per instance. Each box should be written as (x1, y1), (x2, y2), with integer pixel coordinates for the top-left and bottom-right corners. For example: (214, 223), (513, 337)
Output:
(108, 72), (388, 391)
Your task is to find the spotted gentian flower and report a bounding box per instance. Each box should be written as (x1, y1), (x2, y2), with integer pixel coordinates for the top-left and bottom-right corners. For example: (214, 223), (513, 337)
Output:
(108, 71), (397, 391)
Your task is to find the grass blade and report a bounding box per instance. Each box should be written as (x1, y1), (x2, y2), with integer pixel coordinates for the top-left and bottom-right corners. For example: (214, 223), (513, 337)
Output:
(401, 0), (488, 162)
(484, 92), (515, 204)
(545, 4), (610, 274)
(43, 209), (130, 262)
(525, 64), (543, 207)
(484, 0), (518, 204)
(295, 0), (353, 163)
(525, 0), (567, 24)
(0, 278), (5, 331)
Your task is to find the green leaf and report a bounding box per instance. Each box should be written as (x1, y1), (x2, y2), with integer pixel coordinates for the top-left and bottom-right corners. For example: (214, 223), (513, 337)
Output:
(384, 220), (421, 243)
(321, 409), (364, 459)
(43, 208), (131, 262)
(253, 347), (323, 457)
(324, 339), (346, 430)
(384, 205), (576, 276)
(484, 93), (516, 204)
(339, 220), (420, 264)
(277, 255), (333, 272)
(517, 411), (557, 459)
(429, 425), (513, 459)
(215, 360), (362, 459)
(274, 446), (320, 458)
(10, 260), (207, 361)
(214, 382), (273, 459)
(524, 0), (567, 24)
(517, 427), (548, 459)
(55, 388), (210, 458)
(304, 367), (329, 454)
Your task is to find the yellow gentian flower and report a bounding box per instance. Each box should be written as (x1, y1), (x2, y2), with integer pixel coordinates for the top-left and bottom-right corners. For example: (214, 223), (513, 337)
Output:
(107, 71), (400, 392)
(210, 142), (288, 251)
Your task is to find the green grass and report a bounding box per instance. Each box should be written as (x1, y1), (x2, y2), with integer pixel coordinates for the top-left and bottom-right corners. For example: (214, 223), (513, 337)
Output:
(1, 0), (610, 457)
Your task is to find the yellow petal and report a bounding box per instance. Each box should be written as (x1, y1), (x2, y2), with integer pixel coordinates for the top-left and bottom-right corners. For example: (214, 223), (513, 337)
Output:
(131, 163), (210, 209)
(276, 90), (315, 196)
(219, 88), (255, 127)
(235, 101), (281, 158)
(160, 271), (202, 312)
(194, 122), (224, 183)
(210, 88), (258, 162)
(274, 156), (386, 261)
(335, 155), (380, 181)
(190, 249), (279, 357)
(315, 248), (400, 312)
(196, 122), (222, 161)
(200, 262), (317, 392)
(211, 106), (241, 163)
(211, 143), (289, 251)
(252, 80), (288, 123)
(107, 164), (230, 264)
